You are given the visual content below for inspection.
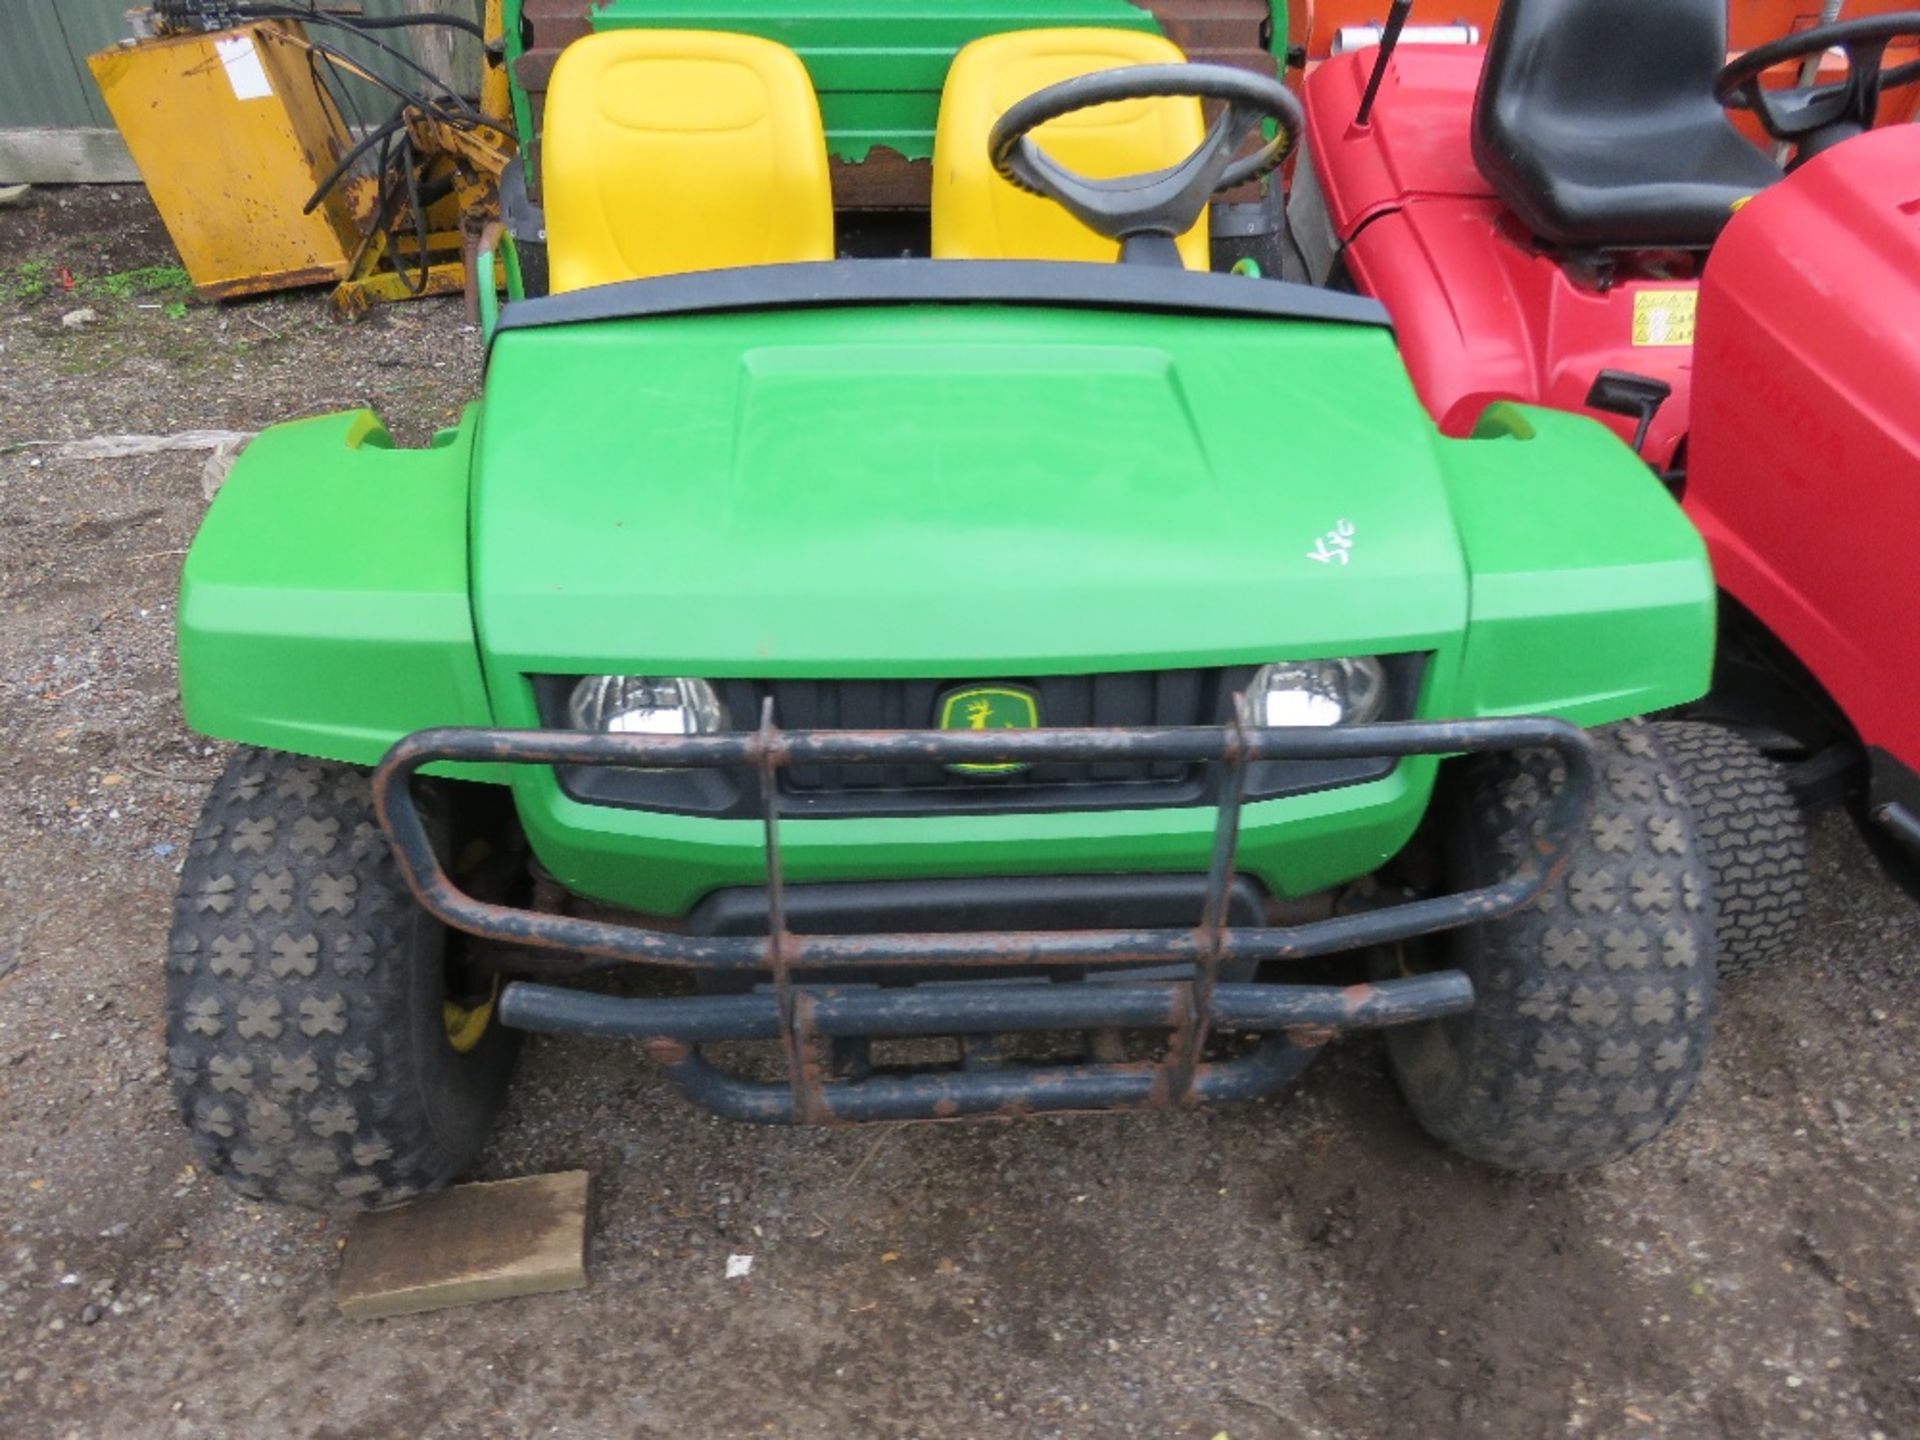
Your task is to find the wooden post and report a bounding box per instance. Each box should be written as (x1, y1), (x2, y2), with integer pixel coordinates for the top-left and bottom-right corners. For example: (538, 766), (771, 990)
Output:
(397, 0), (471, 97)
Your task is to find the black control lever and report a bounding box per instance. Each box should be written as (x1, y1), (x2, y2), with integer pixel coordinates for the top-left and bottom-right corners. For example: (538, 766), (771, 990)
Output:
(1585, 369), (1673, 456)
(1355, 0), (1416, 126)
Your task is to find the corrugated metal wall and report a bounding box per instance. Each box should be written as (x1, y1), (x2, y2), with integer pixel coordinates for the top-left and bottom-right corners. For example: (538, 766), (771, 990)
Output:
(0, 2), (127, 130)
(0, 2), (483, 180)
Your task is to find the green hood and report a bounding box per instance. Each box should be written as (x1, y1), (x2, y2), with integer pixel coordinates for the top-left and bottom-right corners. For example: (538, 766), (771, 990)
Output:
(471, 304), (1468, 681)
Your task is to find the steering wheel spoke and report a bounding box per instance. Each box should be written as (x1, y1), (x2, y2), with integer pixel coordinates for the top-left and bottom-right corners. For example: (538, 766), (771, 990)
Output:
(1717, 13), (1920, 154)
(988, 62), (1302, 264)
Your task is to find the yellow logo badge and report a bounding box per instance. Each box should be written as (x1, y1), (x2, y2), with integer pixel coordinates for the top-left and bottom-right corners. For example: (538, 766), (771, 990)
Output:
(938, 685), (1039, 775)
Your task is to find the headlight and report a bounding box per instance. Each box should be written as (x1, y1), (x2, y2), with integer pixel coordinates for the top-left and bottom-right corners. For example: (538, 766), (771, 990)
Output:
(1248, 657), (1388, 727)
(566, 675), (726, 736)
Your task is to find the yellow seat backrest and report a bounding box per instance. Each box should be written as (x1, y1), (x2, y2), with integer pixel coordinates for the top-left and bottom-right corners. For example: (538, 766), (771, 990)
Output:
(932, 29), (1210, 269)
(541, 30), (834, 292)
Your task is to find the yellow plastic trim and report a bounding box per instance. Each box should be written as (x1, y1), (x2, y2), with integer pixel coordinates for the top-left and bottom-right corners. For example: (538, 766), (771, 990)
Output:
(931, 28), (1209, 269)
(541, 30), (835, 292)
(444, 975), (500, 1054)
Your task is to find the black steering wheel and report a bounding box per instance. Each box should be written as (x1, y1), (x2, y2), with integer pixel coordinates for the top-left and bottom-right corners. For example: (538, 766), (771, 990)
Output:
(1715, 12), (1920, 162)
(987, 64), (1303, 266)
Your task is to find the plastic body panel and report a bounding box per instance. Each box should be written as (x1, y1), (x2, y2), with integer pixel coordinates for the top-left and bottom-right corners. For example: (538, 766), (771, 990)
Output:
(1689, 124), (1920, 779)
(465, 298), (1708, 913)
(470, 304), (1472, 678)
(1443, 403), (1712, 722)
(176, 288), (1710, 918)
(520, 749), (1443, 916)
(931, 28), (1210, 268)
(178, 409), (497, 775)
(1302, 46), (1700, 469)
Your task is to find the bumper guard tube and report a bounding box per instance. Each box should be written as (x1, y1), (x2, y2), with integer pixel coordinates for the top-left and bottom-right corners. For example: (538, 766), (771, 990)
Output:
(372, 709), (1595, 1124)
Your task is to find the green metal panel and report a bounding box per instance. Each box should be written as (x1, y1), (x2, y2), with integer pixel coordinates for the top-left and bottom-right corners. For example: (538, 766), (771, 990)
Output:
(0, 0), (481, 132)
(0, 0), (123, 127)
(587, 0), (1165, 160)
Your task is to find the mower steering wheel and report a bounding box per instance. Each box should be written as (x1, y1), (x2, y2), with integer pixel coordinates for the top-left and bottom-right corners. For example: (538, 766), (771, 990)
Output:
(987, 63), (1302, 266)
(1715, 12), (1920, 160)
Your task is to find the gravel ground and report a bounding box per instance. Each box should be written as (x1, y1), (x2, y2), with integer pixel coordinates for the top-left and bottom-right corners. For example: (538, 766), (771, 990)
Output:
(2, 187), (1918, 1440)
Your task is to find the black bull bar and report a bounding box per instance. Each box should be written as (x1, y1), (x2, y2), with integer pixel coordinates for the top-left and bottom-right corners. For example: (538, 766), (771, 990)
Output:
(372, 710), (1595, 1124)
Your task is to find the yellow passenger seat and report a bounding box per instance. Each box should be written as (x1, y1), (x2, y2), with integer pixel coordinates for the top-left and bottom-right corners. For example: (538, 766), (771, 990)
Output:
(932, 29), (1210, 268)
(541, 31), (834, 293)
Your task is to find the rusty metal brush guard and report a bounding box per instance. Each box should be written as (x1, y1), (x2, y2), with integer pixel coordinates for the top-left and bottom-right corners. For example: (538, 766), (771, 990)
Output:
(372, 709), (1595, 1124)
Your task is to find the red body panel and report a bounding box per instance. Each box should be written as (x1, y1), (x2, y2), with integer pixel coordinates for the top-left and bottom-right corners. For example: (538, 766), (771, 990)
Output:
(1302, 48), (1699, 466)
(1285, 3), (1920, 127)
(1289, 1), (1918, 60)
(1306, 44), (1920, 771)
(1690, 125), (1920, 774)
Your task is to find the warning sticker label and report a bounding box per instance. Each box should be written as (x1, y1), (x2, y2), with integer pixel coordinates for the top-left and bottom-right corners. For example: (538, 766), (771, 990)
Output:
(215, 35), (273, 103)
(1632, 289), (1697, 347)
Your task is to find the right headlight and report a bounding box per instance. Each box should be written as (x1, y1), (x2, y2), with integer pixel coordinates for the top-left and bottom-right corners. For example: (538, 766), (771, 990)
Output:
(1247, 657), (1389, 727)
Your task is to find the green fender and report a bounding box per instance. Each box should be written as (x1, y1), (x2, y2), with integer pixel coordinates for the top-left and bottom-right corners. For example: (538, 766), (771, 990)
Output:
(1438, 402), (1714, 727)
(176, 407), (497, 776)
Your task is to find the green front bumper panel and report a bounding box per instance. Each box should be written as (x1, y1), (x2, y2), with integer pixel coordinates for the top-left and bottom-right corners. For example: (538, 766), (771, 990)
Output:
(514, 753), (1438, 915)
(177, 289), (1712, 917)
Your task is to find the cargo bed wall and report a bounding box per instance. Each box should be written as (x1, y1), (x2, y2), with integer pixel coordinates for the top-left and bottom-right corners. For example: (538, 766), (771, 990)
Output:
(506, 0), (1279, 208)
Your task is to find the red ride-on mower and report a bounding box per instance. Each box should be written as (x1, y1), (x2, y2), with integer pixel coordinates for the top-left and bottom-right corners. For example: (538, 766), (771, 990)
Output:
(1291, 0), (1920, 970)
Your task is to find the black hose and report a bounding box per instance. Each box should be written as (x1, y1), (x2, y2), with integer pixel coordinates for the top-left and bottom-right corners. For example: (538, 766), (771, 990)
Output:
(237, 2), (485, 41)
(399, 125), (432, 294)
(247, 8), (482, 119)
(294, 30), (476, 125)
(304, 9), (483, 41)
(301, 105), (408, 213)
(249, 3), (486, 289)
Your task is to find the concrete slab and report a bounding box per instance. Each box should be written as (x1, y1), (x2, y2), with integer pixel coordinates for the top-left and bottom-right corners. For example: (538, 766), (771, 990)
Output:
(335, 1171), (590, 1321)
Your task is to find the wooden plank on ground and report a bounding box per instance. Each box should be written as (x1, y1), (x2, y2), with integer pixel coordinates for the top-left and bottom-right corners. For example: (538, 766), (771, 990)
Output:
(335, 1171), (590, 1320)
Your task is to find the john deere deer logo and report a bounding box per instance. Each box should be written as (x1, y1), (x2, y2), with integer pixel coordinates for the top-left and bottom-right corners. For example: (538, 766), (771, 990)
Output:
(938, 685), (1040, 775)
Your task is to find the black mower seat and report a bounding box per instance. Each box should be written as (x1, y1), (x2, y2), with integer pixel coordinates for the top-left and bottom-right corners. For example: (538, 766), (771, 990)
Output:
(1471, 0), (1782, 250)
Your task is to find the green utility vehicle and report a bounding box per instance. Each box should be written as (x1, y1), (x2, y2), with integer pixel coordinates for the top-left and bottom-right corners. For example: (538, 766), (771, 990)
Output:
(166, 25), (1720, 1212)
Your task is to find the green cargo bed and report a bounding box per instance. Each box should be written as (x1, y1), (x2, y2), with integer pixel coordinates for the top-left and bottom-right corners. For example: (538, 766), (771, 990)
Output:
(504, 0), (1281, 206)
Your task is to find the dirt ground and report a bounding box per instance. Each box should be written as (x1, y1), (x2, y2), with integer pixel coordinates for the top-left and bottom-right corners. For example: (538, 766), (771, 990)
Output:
(2, 187), (1919, 1440)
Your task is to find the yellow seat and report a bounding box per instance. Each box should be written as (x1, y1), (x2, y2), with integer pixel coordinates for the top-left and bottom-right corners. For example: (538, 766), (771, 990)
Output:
(932, 29), (1210, 269)
(541, 30), (834, 293)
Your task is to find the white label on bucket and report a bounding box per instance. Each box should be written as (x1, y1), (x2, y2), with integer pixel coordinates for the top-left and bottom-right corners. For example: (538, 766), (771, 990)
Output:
(215, 35), (273, 102)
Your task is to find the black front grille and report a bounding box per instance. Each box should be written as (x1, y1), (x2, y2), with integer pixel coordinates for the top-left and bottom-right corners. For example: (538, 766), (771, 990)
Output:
(727, 672), (1227, 802)
(532, 657), (1424, 820)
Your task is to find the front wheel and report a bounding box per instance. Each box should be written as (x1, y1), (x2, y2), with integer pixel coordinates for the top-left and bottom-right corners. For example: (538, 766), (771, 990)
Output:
(165, 749), (518, 1211)
(1384, 723), (1717, 1172)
